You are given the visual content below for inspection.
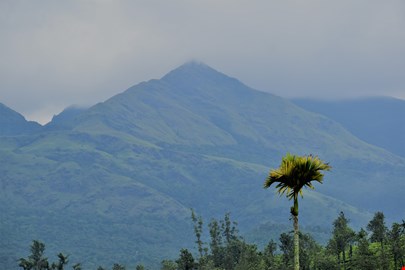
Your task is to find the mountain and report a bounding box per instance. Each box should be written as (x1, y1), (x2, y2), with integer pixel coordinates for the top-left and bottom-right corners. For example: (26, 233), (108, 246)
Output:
(68, 62), (405, 213)
(45, 105), (88, 130)
(1, 62), (404, 268)
(0, 102), (42, 135)
(291, 97), (405, 158)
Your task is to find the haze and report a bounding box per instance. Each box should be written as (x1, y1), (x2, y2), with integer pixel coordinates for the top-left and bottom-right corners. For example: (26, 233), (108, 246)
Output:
(1, 0), (404, 124)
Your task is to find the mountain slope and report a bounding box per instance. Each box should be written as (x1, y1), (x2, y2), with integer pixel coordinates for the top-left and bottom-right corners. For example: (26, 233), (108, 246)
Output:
(0, 133), (194, 268)
(1, 62), (404, 268)
(291, 97), (405, 158)
(68, 62), (405, 214)
(45, 105), (88, 130)
(0, 103), (41, 135)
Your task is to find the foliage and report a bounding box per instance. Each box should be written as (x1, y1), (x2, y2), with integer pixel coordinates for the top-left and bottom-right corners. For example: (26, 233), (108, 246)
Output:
(18, 240), (49, 270)
(264, 153), (331, 212)
(18, 240), (80, 270)
(351, 229), (374, 270)
(367, 211), (389, 269)
(388, 222), (405, 269)
(328, 211), (356, 269)
(367, 212), (388, 245)
(160, 260), (177, 270)
(112, 264), (125, 270)
(17, 211), (405, 270)
(191, 209), (207, 261)
(175, 249), (195, 270)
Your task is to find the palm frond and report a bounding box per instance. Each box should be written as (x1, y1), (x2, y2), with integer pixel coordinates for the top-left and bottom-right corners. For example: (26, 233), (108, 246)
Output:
(264, 153), (331, 200)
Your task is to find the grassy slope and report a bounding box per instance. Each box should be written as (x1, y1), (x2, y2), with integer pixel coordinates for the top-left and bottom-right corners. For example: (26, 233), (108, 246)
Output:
(71, 62), (405, 215)
(2, 62), (405, 268)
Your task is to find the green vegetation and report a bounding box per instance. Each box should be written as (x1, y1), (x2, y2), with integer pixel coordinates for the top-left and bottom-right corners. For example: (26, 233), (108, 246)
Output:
(18, 211), (405, 269)
(264, 153), (331, 270)
(18, 240), (81, 270)
(2, 62), (405, 268)
(328, 211), (356, 269)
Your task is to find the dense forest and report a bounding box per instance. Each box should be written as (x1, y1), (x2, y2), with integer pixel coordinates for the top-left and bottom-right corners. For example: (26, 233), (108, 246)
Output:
(18, 211), (405, 270)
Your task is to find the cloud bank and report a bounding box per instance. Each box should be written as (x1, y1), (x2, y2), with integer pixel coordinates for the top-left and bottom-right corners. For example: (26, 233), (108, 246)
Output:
(1, 0), (404, 123)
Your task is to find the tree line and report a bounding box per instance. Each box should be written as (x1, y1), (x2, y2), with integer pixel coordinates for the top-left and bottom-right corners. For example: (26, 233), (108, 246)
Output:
(164, 210), (405, 270)
(18, 210), (405, 270)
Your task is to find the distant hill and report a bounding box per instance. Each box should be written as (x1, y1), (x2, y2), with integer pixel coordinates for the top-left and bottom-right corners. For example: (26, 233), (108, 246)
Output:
(291, 97), (405, 158)
(0, 103), (41, 135)
(1, 62), (404, 268)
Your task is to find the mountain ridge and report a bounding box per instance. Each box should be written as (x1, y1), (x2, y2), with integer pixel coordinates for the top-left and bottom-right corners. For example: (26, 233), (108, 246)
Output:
(29, 62), (405, 219)
(1, 62), (404, 268)
(291, 96), (405, 158)
(0, 102), (42, 135)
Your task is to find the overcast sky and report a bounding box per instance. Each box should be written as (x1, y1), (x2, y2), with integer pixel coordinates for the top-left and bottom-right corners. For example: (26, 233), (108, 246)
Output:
(1, 0), (404, 124)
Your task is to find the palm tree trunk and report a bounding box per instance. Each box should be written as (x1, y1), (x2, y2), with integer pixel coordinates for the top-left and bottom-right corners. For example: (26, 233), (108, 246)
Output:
(293, 214), (299, 270)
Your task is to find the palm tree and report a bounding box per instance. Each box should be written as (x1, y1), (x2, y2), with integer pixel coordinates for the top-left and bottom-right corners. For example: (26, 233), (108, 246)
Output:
(264, 153), (331, 270)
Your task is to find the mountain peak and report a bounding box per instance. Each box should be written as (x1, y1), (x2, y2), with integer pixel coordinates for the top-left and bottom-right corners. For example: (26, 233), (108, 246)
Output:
(181, 60), (210, 68)
(162, 61), (229, 81)
(170, 60), (215, 73)
(161, 61), (252, 98)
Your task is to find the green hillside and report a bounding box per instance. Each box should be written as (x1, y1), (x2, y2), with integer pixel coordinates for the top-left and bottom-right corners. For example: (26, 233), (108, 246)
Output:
(1, 62), (404, 268)
(70, 62), (405, 215)
(292, 97), (405, 158)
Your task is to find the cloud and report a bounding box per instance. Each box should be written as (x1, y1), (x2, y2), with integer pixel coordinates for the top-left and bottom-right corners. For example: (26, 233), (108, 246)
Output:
(1, 0), (404, 123)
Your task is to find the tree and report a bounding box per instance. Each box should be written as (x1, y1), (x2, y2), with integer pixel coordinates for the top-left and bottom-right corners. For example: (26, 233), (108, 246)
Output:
(191, 209), (207, 268)
(262, 239), (277, 269)
(220, 213), (240, 270)
(279, 232), (294, 268)
(264, 153), (331, 270)
(176, 249), (195, 270)
(18, 241), (81, 270)
(18, 240), (50, 270)
(278, 231), (321, 269)
(206, 213), (241, 270)
(208, 218), (223, 267)
(18, 258), (32, 270)
(234, 242), (262, 270)
(316, 249), (339, 270)
(112, 264), (125, 270)
(367, 211), (388, 269)
(221, 213), (238, 245)
(388, 222), (405, 269)
(51, 253), (69, 270)
(352, 228), (374, 270)
(329, 212), (355, 270)
(299, 232), (321, 269)
(72, 263), (81, 270)
(160, 260), (177, 270)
